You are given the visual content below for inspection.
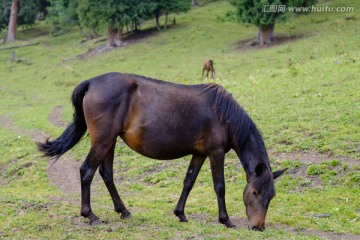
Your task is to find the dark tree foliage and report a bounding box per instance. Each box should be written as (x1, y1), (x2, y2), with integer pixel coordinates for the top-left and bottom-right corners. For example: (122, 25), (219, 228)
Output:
(151, 0), (191, 30)
(48, 0), (78, 36)
(38, 0), (51, 18)
(231, 0), (317, 45)
(0, 0), (40, 32)
(76, 0), (191, 46)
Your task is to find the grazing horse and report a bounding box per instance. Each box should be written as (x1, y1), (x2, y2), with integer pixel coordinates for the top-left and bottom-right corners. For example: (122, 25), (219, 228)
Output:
(37, 72), (285, 230)
(202, 59), (215, 80)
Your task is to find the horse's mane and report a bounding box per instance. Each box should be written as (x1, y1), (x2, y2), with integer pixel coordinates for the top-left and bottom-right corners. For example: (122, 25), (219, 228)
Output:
(201, 84), (255, 150)
(201, 84), (271, 173)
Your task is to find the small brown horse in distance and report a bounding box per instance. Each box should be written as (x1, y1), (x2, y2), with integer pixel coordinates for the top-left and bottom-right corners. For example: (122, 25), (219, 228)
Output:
(202, 59), (215, 80)
(38, 72), (285, 231)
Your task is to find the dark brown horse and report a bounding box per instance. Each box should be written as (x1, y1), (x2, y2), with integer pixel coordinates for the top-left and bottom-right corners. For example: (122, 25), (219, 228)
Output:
(38, 72), (285, 230)
(202, 59), (215, 80)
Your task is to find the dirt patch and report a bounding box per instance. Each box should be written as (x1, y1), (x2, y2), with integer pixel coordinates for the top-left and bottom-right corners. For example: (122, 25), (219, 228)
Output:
(236, 35), (304, 51)
(45, 108), (104, 195)
(76, 45), (115, 60)
(0, 115), (47, 185)
(76, 27), (162, 59)
(47, 153), (81, 195)
(0, 115), (49, 142)
(48, 106), (67, 127)
(269, 150), (359, 192)
(0, 114), (82, 194)
(271, 150), (358, 166)
(271, 222), (359, 240)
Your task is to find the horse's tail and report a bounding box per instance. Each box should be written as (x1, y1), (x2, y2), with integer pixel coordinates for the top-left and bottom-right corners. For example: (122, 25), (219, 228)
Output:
(37, 80), (90, 161)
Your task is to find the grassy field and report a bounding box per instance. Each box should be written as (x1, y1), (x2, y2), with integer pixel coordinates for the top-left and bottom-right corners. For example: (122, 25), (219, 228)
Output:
(0, 0), (359, 239)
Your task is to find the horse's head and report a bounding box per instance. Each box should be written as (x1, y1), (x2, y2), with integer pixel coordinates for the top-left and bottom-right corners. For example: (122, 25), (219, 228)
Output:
(243, 163), (286, 231)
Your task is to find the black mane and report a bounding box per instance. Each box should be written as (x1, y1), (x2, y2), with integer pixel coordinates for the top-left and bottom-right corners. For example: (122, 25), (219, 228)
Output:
(201, 84), (271, 171)
(201, 84), (255, 150)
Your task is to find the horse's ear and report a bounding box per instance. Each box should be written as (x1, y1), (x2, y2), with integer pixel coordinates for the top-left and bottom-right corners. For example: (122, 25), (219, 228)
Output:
(273, 168), (287, 180)
(255, 163), (266, 177)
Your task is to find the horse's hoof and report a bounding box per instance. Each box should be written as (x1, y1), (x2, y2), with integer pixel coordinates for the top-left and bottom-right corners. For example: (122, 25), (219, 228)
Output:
(227, 222), (236, 228)
(221, 219), (236, 228)
(179, 216), (188, 222)
(121, 212), (132, 219)
(174, 210), (188, 222)
(90, 219), (102, 226)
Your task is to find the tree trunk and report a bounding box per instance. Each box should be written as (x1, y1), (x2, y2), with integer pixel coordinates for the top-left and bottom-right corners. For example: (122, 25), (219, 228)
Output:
(192, 0), (199, 7)
(107, 27), (116, 47)
(164, 14), (168, 30)
(269, 22), (275, 42)
(115, 27), (123, 47)
(155, 9), (161, 31)
(253, 22), (275, 46)
(258, 26), (271, 45)
(6, 0), (19, 43)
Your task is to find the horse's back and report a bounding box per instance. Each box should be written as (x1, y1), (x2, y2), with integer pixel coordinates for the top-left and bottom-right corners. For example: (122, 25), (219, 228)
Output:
(81, 72), (227, 159)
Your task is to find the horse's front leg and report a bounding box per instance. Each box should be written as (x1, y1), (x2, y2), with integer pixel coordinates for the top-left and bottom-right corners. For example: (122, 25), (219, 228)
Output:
(209, 149), (236, 228)
(174, 154), (206, 222)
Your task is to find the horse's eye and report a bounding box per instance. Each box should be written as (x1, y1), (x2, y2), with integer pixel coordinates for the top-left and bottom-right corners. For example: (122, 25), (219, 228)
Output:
(252, 191), (258, 195)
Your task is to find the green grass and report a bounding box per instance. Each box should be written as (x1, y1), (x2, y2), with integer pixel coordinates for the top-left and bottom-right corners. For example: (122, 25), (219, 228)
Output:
(0, 0), (359, 239)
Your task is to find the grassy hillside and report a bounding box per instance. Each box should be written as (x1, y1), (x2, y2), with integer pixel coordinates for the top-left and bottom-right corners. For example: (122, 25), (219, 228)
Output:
(0, 0), (359, 239)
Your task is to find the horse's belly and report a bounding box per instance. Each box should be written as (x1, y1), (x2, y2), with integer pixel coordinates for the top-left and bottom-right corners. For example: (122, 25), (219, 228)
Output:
(121, 129), (191, 160)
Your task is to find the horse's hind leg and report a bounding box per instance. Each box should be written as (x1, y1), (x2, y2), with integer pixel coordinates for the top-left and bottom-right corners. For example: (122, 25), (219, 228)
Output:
(80, 131), (119, 225)
(80, 147), (103, 225)
(99, 143), (131, 219)
(174, 154), (206, 222)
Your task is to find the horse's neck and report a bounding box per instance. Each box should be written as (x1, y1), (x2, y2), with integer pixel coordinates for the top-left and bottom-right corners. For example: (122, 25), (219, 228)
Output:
(235, 131), (268, 175)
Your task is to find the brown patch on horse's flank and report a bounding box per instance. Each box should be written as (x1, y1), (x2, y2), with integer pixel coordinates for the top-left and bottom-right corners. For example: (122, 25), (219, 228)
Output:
(236, 35), (304, 51)
(194, 138), (206, 154)
(122, 130), (143, 154)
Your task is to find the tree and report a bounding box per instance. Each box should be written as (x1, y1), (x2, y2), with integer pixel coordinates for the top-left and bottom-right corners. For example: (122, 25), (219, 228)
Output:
(48, 0), (79, 36)
(76, 0), (191, 46)
(192, 0), (199, 7)
(231, 0), (317, 45)
(78, 0), (130, 47)
(1, 0), (41, 42)
(163, 0), (191, 30)
(6, 0), (18, 42)
(151, 0), (191, 31)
